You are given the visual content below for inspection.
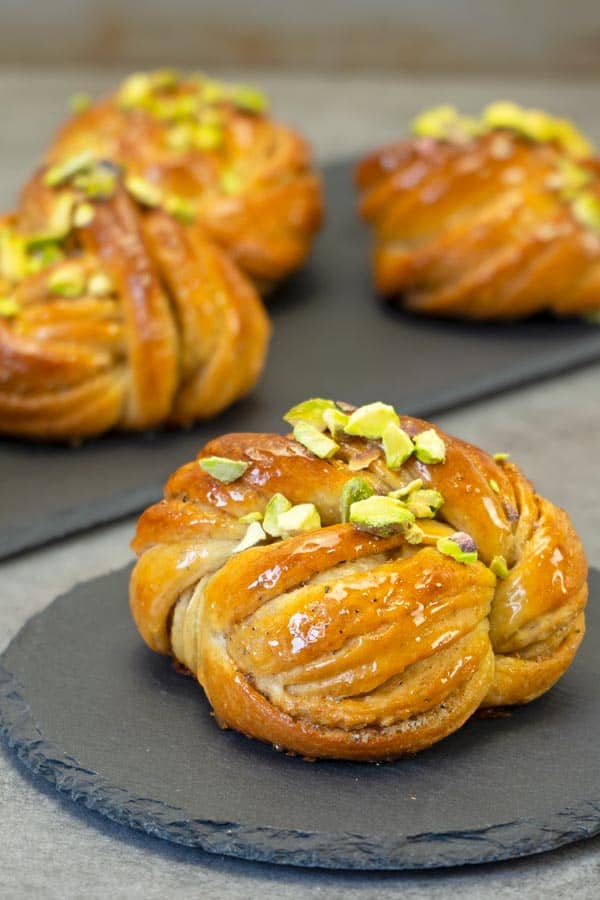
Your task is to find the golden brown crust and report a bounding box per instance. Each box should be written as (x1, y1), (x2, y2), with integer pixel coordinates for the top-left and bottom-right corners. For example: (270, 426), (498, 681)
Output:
(129, 418), (588, 760)
(356, 132), (600, 319)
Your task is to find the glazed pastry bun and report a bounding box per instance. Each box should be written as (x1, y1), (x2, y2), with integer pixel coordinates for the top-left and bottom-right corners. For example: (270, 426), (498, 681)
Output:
(357, 102), (600, 319)
(130, 398), (587, 760)
(46, 69), (324, 292)
(0, 164), (270, 440)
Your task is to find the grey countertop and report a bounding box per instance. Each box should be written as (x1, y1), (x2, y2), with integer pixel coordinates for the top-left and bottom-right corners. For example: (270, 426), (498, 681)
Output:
(1, 68), (599, 899)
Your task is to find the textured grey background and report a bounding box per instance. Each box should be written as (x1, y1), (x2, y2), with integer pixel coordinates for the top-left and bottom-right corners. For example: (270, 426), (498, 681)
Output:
(1, 68), (600, 897)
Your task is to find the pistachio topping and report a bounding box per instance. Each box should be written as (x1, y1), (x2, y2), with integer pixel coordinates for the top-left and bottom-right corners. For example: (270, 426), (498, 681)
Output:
(489, 478), (500, 494)
(263, 493), (292, 537)
(493, 452), (510, 463)
(349, 495), (415, 537)
(404, 523), (426, 545)
(124, 175), (162, 207)
(340, 476), (375, 523)
(413, 429), (446, 464)
(283, 397), (337, 429)
(164, 194), (197, 224)
(490, 555), (509, 579)
(72, 161), (118, 199)
(73, 202), (95, 228)
(382, 421), (414, 469)
(48, 263), (86, 298)
(388, 478), (424, 499)
(233, 521), (267, 554)
(405, 489), (444, 519)
(571, 192), (600, 233)
(345, 402), (399, 440)
(44, 151), (97, 188)
(238, 511), (263, 524)
(220, 169), (243, 195)
(0, 230), (28, 281)
(0, 297), (20, 318)
(323, 407), (350, 438)
(198, 455), (248, 483)
(68, 91), (91, 114)
(277, 503), (321, 536)
(231, 84), (268, 114)
(293, 421), (339, 459)
(436, 532), (478, 565)
(411, 105), (481, 142)
(87, 272), (114, 297)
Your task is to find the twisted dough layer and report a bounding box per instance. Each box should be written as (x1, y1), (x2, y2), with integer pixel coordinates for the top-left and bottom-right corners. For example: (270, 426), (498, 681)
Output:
(130, 418), (587, 760)
(357, 132), (600, 319)
(46, 71), (323, 291)
(0, 172), (270, 439)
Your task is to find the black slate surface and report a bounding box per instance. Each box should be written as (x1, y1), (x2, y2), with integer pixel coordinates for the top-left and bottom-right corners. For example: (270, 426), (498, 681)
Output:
(1, 565), (599, 870)
(2, 159), (600, 560)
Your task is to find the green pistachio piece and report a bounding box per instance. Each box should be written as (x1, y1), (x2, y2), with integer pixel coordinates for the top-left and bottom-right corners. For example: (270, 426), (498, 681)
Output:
(220, 169), (243, 195)
(340, 476), (375, 523)
(73, 202), (95, 228)
(413, 429), (446, 464)
(493, 452), (510, 462)
(151, 93), (199, 122)
(345, 402), (399, 440)
(199, 77), (228, 104)
(277, 503), (321, 536)
(27, 241), (63, 273)
(167, 123), (195, 151)
(238, 511), (263, 524)
(571, 192), (600, 232)
(233, 521), (267, 554)
(48, 263), (86, 298)
(151, 68), (180, 90)
(323, 407), (350, 438)
(263, 493), (293, 537)
(118, 73), (153, 109)
(293, 421), (340, 459)
(436, 532), (478, 565)
(490, 555), (509, 579)
(489, 478), (500, 494)
(550, 118), (594, 158)
(87, 272), (114, 297)
(193, 122), (224, 151)
(388, 478), (424, 499)
(0, 297), (20, 317)
(68, 91), (91, 114)
(44, 151), (96, 188)
(198, 455), (248, 483)
(405, 489), (444, 519)
(382, 421), (414, 469)
(0, 231), (28, 281)
(42, 191), (76, 240)
(404, 523), (425, 545)
(164, 194), (197, 224)
(283, 398), (337, 429)
(411, 105), (480, 141)
(125, 175), (162, 207)
(72, 163), (118, 199)
(554, 158), (592, 199)
(349, 495), (415, 537)
(482, 102), (595, 157)
(232, 84), (268, 114)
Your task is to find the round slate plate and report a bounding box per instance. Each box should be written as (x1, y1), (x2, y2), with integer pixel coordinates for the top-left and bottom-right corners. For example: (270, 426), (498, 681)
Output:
(1, 565), (599, 870)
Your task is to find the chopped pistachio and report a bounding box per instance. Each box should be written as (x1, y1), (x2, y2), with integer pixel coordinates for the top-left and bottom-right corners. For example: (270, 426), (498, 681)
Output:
(167, 123), (196, 151)
(198, 77), (228, 104)
(198, 455), (248, 483)
(233, 521), (267, 554)
(554, 157), (592, 199)
(164, 194), (197, 224)
(220, 169), (243, 195)
(239, 511), (263, 524)
(87, 272), (114, 297)
(73, 203), (95, 228)
(152, 93), (199, 122)
(493, 452), (510, 462)
(411, 105), (480, 141)
(27, 242), (63, 273)
(345, 402), (399, 440)
(68, 91), (91, 114)
(293, 421), (339, 459)
(551, 118), (594, 158)
(382, 421), (414, 469)
(0, 231), (28, 281)
(388, 478), (423, 499)
(413, 429), (446, 464)
(125, 175), (162, 207)
(232, 84), (268, 114)
(490, 555), (509, 579)
(72, 162), (118, 199)
(263, 493), (292, 537)
(405, 489), (444, 519)
(489, 478), (500, 494)
(0, 297), (20, 318)
(193, 122), (224, 151)
(277, 503), (321, 535)
(118, 73), (153, 109)
(571, 192), (600, 233)
(41, 191), (76, 240)
(44, 151), (96, 188)
(323, 407), (350, 438)
(48, 263), (86, 298)
(404, 523), (425, 545)
(436, 532), (478, 565)
(482, 101), (594, 157)
(340, 476), (375, 523)
(283, 398), (337, 429)
(349, 495), (415, 537)
(151, 68), (180, 90)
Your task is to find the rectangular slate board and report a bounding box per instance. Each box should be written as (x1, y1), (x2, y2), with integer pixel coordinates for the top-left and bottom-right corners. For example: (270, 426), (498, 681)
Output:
(2, 158), (600, 559)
